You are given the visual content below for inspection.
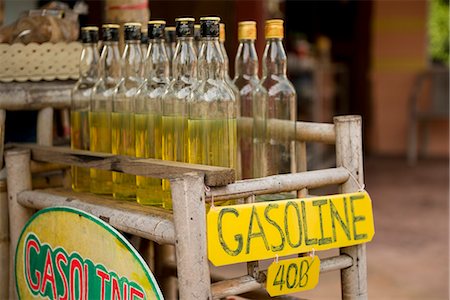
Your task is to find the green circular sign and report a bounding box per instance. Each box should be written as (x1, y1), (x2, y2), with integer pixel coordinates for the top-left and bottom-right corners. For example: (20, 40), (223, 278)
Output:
(15, 206), (164, 299)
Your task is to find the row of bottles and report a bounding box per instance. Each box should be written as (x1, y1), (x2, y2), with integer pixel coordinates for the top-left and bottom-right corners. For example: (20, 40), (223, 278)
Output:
(71, 18), (296, 208)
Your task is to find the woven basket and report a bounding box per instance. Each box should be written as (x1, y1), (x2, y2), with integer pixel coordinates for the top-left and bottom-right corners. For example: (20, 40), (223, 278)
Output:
(0, 42), (82, 82)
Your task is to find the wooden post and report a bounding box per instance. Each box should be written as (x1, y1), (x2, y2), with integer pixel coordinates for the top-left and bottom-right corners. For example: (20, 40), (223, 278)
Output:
(5, 149), (34, 299)
(170, 173), (211, 300)
(297, 141), (308, 197)
(334, 115), (367, 300)
(37, 107), (53, 146)
(0, 109), (7, 298)
(0, 179), (9, 299)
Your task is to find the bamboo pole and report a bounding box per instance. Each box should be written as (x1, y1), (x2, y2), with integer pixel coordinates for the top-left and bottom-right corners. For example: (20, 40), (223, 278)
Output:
(0, 179), (9, 300)
(238, 117), (336, 144)
(18, 189), (175, 245)
(170, 173), (211, 300)
(36, 107), (53, 146)
(334, 115), (367, 300)
(297, 141), (308, 197)
(206, 167), (349, 201)
(0, 109), (5, 168)
(0, 81), (73, 110)
(5, 149), (34, 299)
(0, 109), (7, 298)
(211, 275), (263, 300)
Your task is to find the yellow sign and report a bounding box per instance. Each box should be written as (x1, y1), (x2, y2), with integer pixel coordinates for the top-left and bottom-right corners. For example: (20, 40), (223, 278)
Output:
(207, 191), (374, 266)
(266, 256), (320, 296)
(15, 207), (163, 300)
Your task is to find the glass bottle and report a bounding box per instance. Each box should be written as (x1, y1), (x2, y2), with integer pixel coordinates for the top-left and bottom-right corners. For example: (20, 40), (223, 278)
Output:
(220, 23), (239, 95)
(140, 28), (149, 59)
(220, 22), (241, 179)
(162, 17), (197, 209)
(89, 24), (121, 195)
(194, 24), (202, 54)
(71, 26), (99, 192)
(164, 26), (177, 78)
(261, 19), (297, 176)
(233, 21), (269, 179)
(112, 23), (144, 200)
(135, 20), (169, 206)
(190, 17), (237, 177)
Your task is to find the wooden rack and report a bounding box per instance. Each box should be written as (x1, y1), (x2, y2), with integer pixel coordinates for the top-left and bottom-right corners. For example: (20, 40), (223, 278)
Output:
(5, 115), (367, 300)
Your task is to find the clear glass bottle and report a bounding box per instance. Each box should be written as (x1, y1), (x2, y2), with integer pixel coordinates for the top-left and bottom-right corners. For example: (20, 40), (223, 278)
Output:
(89, 24), (121, 195)
(261, 19), (297, 176)
(71, 26), (99, 192)
(140, 28), (149, 59)
(162, 17), (197, 209)
(164, 26), (177, 79)
(112, 23), (144, 200)
(233, 21), (269, 179)
(190, 17), (237, 177)
(194, 24), (202, 54)
(135, 20), (169, 206)
(220, 22), (241, 179)
(220, 23), (239, 95)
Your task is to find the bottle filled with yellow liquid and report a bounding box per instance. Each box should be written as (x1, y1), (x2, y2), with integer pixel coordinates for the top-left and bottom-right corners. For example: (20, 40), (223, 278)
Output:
(89, 24), (121, 195)
(71, 26), (99, 192)
(135, 20), (170, 206)
(112, 23), (144, 200)
(233, 21), (269, 179)
(191, 17), (237, 205)
(219, 23), (241, 179)
(161, 17), (197, 209)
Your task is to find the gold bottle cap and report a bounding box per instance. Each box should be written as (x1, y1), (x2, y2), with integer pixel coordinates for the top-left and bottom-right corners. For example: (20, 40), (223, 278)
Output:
(82, 26), (99, 31)
(148, 20), (166, 25)
(166, 26), (176, 31)
(199, 16), (221, 22)
(102, 24), (120, 29)
(265, 19), (284, 39)
(175, 17), (195, 22)
(238, 21), (256, 40)
(124, 22), (142, 27)
(219, 23), (225, 42)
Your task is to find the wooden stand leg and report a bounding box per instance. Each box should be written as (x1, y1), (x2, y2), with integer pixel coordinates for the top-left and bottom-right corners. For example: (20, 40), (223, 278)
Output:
(170, 173), (211, 300)
(37, 107), (53, 146)
(297, 141), (308, 197)
(334, 115), (367, 300)
(0, 179), (9, 299)
(0, 109), (7, 298)
(6, 149), (34, 300)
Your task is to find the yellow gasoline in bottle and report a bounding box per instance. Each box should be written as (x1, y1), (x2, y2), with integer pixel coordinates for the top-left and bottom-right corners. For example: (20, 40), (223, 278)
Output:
(135, 20), (169, 206)
(71, 26), (99, 192)
(111, 23), (144, 200)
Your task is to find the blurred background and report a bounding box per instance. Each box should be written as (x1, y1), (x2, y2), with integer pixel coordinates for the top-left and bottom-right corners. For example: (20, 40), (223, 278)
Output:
(1, 0), (448, 299)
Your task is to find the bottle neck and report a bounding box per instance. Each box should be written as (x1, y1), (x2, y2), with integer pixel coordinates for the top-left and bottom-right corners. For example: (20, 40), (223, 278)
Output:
(235, 39), (259, 78)
(262, 38), (287, 76)
(146, 39), (170, 81)
(79, 43), (99, 83)
(220, 41), (230, 75)
(198, 37), (224, 80)
(122, 40), (143, 80)
(172, 37), (197, 81)
(99, 41), (121, 81)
